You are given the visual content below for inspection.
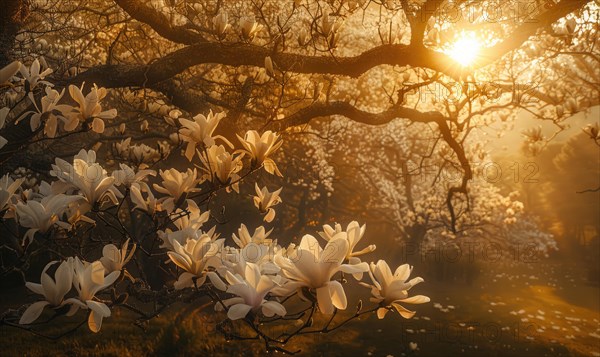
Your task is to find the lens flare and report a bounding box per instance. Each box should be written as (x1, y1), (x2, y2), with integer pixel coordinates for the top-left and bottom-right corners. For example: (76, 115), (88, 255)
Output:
(447, 33), (481, 66)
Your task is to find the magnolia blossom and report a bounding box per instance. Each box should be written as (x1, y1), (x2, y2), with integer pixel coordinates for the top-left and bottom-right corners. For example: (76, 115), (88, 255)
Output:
(237, 130), (282, 176)
(361, 260), (430, 319)
(19, 259), (74, 324)
(130, 182), (162, 215)
(19, 59), (52, 90)
(219, 243), (280, 278)
(153, 168), (198, 212)
(318, 221), (376, 262)
(16, 87), (70, 137)
(274, 235), (369, 314)
(213, 11), (230, 38)
(159, 201), (211, 250)
(232, 224), (273, 248)
(239, 16), (262, 41)
(253, 184), (282, 223)
(217, 263), (286, 320)
(115, 138), (161, 166)
(64, 83), (117, 133)
(65, 258), (120, 332)
(178, 110), (231, 161)
(167, 236), (223, 289)
(100, 238), (136, 274)
(199, 145), (243, 190)
(0, 173), (24, 214)
(264, 56), (275, 77)
(50, 150), (122, 206)
(16, 194), (81, 244)
(111, 163), (156, 188)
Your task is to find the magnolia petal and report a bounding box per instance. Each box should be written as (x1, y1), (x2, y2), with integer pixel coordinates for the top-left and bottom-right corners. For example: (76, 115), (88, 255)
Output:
(91, 118), (105, 133)
(398, 295), (430, 304)
(19, 301), (49, 324)
(167, 251), (192, 271)
(391, 302), (416, 319)
(394, 264), (411, 281)
(207, 271), (226, 291)
(261, 301), (286, 317)
(316, 285), (334, 315)
(328, 280), (347, 310)
(227, 303), (252, 320)
(45, 115), (58, 138)
(322, 238), (349, 265)
(55, 260), (74, 299)
(376, 307), (389, 319)
(184, 141), (196, 161)
(25, 282), (45, 296)
(86, 300), (111, 318)
(264, 208), (275, 223)
(87, 308), (104, 333)
(338, 262), (369, 275)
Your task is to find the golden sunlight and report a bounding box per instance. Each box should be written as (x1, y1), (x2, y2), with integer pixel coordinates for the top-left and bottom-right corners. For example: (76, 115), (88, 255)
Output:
(447, 33), (481, 66)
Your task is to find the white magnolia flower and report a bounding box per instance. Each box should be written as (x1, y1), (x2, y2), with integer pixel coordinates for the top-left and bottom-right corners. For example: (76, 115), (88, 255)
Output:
(0, 61), (21, 85)
(114, 138), (161, 166)
(0, 173), (24, 214)
(213, 11), (230, 37)
(219, 243), (280, 278)
(159, 201), (211, 250)
(360, 260), (429, 319)
(199, 145), (243, 191)
(111, 163), (156, 188)
(100, 238), (136, 274)
(178, 110), (231, 161)
(253, 184), (282, 223)
(217, 262), (286, 320)
(232, 224), (273, 248)
(167, 236), (223, 289)
(19, 259), (74, 324)
(237, 130), (283, 176)
(264, 56), (275, 77)
(50, 150), (122, 206)
(153, 168), (198, 212)
(239, 16), (263, 41)
(320, 13), (342, 37)
(297, 28), (309, 46)
(65, 258), (120, 332)
(19, 59), (52, 90)
(273, 234), (369, 314)
(130, 182), (162, 215)
(16, 194), (81, 244)
(64, 83), (117, 133)
(16, 87), (70, 137)
(318, 221), (376, 261)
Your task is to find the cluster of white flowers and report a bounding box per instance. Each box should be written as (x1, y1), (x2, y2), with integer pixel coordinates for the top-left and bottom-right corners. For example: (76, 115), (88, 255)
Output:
(158, 214), (429, 320)
(19, 240), (135, 332)
(0, 60), (117, 149)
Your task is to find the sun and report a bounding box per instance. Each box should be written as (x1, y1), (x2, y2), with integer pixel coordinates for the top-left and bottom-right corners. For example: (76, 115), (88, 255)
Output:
(447, 33), (482, 66)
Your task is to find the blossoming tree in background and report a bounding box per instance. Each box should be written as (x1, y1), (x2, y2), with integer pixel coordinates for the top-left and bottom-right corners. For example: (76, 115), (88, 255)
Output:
(0, 0), (598, 353)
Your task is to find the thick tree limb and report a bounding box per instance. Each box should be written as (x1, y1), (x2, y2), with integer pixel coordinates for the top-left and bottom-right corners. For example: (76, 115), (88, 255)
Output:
(268, 101), (446, 131)
(114, 0), (205, 45)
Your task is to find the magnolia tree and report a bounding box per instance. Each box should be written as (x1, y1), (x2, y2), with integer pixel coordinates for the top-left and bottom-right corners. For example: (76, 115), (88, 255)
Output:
(0, 0), (598, 353)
